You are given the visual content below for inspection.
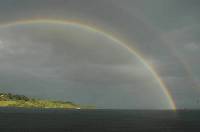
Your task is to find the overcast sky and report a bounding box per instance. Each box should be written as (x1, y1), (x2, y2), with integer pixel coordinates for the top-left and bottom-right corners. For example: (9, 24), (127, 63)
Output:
(0, 0), (199, 109)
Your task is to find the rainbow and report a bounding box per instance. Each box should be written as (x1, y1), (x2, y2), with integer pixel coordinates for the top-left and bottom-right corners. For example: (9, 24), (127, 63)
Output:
(0, 19), (176, 110)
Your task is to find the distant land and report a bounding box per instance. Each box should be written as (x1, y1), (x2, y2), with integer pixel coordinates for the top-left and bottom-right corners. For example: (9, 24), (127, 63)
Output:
(0, 93), (94, 109)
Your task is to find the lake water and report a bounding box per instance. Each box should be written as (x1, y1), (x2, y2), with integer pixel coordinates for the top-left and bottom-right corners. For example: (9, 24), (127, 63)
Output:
(0, 108), (199, 132)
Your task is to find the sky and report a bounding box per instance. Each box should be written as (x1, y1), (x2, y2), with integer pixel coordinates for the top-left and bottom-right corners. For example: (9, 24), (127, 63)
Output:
(0, 0), (199, 109)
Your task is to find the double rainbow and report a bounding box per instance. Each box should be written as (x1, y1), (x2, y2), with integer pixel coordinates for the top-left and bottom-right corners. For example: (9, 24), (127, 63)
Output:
(0, 19), (176, 110)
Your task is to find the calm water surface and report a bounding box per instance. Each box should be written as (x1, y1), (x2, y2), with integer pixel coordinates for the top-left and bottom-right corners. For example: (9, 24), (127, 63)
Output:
(0, 108), (199, 132)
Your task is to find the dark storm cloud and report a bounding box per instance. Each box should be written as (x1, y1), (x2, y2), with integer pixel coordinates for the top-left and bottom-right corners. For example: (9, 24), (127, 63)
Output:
(0, 0), (199, 108)
(0, 24), (169, 109)
(108, 0), (200, 108)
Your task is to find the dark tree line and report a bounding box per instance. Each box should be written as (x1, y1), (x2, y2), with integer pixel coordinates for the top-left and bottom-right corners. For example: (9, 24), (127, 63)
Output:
(0, 93), (30, 101)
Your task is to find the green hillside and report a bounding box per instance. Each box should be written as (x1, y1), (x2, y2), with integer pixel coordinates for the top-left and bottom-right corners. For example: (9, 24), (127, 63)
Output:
(0, 93), (84, 109)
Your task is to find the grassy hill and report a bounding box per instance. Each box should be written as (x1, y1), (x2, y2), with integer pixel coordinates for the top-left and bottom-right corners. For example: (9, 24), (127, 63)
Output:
(0, 93), (86, 109)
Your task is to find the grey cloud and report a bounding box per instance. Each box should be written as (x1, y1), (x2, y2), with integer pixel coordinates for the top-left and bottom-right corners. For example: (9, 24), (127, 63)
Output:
(0, 0), (199, 109)
(0, 23), (169, 109)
